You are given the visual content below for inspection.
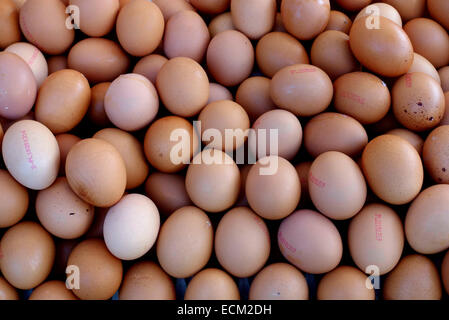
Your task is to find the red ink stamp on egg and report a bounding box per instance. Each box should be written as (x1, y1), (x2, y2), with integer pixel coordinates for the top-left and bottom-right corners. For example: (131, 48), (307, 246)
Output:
(405, 73), (412, 88)
(309, 172), (326, 188)
(27, 47), (39, 66)
(290, 68), (316, 75)
(21, 130), (37, 170)
(374, 213), (383, 241)
(341, 91), (366, 105)
(278, 231), (296, 253)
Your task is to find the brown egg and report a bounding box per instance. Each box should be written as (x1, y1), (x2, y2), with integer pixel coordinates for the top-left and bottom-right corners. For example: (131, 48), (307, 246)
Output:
(35, 70), (91, 134)
(387, 128), (424, 155)
(198, 100), (250, 151)
(164, 10), (210, 62)
(255, 32), (309, 78)
(336, 0), (372, 11)
(317, 266), (375, 300)
(235, 77), (276, 122)
(382, 0), (426, 22)
(0, 0), (20, 49)
(116, 0), (164, 57)
(190, 0), (229, 14)
(56, 134), (86, 175)
(325, 10), (352, 34)
(47, 55), (67, 74)
(207, 30), (254, 87)
(295, 161), (312, 205)
(184, 269), (239, 300)
(215, 207), (270, 278)
(361, 135), (423, 205)
(443, 250), (449, 295)
(67, 238), (122, 300)
(208, 83), (233, 104)
(349, 17), (413, 77)
(408, 53), (441, 84)
(304, 112), (368, 158)
(152, 0), (194, 22)
(208, 12), (235, 38)
(333, 72), (390, 124)
(119, 261), (175, 300)
(270, 64), (333, 117)
(0, 221), (55, 290)
(423, 126), (449, 184)
(157, 206), (213, 278)
(0, 170), (28, 228)
(0, 276), (19, 300)
(144, 116), (198, 173)
(280, 0), (330, 40)
(392, 72), (445, 131)
(145, 172), (192, 216)
(69, 0), (120, 37)
(349, 203), (404, 275)
(66, 138), (127, 207)
(88, 82), (111, 127)
(311, 30), (360, 81)
(68, 38), (130, 83)
(29, 281), (78, 300)
(383, 254), (442, 300)
(249, 263), (308, 300)
(246, 156), (300, 220)
(354, 3), (402, 26)
(133, 54), (168, 84)
(404, 18), (449, 68)
(0, 52), (37, 120)
(428, 0), (449, 30)
(440, 67), (449, 92)
(156, 57), (209, 117)
(231, 0), (276, 40)
(278, 209), (343, 274)
(186, 149), (240, 212)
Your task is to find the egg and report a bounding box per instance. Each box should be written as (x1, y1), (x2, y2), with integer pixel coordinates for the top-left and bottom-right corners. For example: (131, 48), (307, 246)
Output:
(208, 83), (233, 104)
(19, 0), (75, 55)
(423, 126), (449, 184)
(0, 0), (20, 49)
(235, 77), (276, 122)
(2, 120), (60, 190)
(295, 161), (312, 205)
(348, 203), (404, 275)
(231, 0), (276, 40)
(407, 53), (441, 84)
(270, 64), (333, 117)
(0, 221), (55, 290)
(405, 185), (449, 254)
(186, 149), (240, 212)
(68, 38), (130, 83)
(156, 57), (209, 117)
(0, 169), (28, 228)
(336, 0), (372, 11)
(47, 55), (67, 74)
(325, 10), (352, 34)
(392, 72), (445, 131)
(67, 238), (123, 300)
(428, 0), (449, 31)
(317, 266), (375, 300)
(354, 3), (402, 26)
(144, 116), (198, 173)
(349, 16), (413, 77)
(208, 12), (235, 38)
(35, 70), (91, 134)
(280, 0), (330, 40)
(387, 128), (424, 155)
(439, 67), (449, 92)
(103, 194), (160, 260)
(152, 0), (194, 22)
(278, 209), (343, 274)
(361, 134), (423, 205)
(249, 263), (308, 300)
(119, 261), (176, 300)
(404, 18), (449, 68)
(215, 207), (270, 277)
(133, 54), (168, 84)
(255, 32), (309, 78)
(383, 254), (442, 300)
(190, 0), (229, 14)
(0, 276), (19, 300)
(116, 0), (165, 57)
(156, 206), (213, 278)
(69, 0), (120, 37)
(0, 52), (37, 120)
(333, 72), (391, 124)
(382, 0), (426, 22)
(443, 250), (449, 295)
(88, 82), (112, 127)
(29, 281), (78, 300)
(65, 138), (127, 207)
(184, 268), (239, 300)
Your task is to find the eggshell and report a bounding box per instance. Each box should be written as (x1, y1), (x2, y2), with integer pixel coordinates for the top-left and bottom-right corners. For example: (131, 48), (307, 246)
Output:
(428, 0), (449, 31)
(208, 12), (235, 37)
(439, 67), (449, 92)
(29, 281), (78, 300)
(348, 203), (404, 275)
(325, 10), (352, 34)
(278, 209), (343, 274)
(133, 54), (168, 84)
(0, 221), (55, 290)
(295, 161), (312, 205)
(65, 138), (127, 207)
(19, 0), (75, 55)
(156, 57), (209, 117)
(354, 3), (402, 26)
(235, 77), (276, 122)
(382, 0), (426, 22)
(47, 55), (67, 74)
(184, 268), (240, 300)
(2, 120), (60, 190)
(186, 149), (240, 212)
(317, 266), (375, 300)
(423, 126), (449, 184)
(361, 135), (423, 205)
(67, 238), (123, 300)
(208, 83), (233, 104)
(152, 0), (194, 22)
(35, 69), (91, 134)
(88, 82), (111, 127)
(336, 0), (372, 11)
(255, 32), (309, 78)
(270, 64), (333, 117)
(215, 207), (270, 278)
(156, 206), (213, 278)
(249, 263), (308, 300)
(383, 254), (442, 300)
(0, 169), (28, 228)
(407, 53), (441, 84)
(116, 0), (165, 57)
(280, 0), (330, 40)
(0, 0), (20, 49)
(333, 72), (390, 124)
(68, 38), (130, 83)
(119, 261), (176, 300)
(0, 277), (19, 300)
(0, 52), (37, 120)
(190, 0), (229, 14)
(387, 128), (423, 155)
(231, 0), (276, 40)
(442, 250), (449, 295)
